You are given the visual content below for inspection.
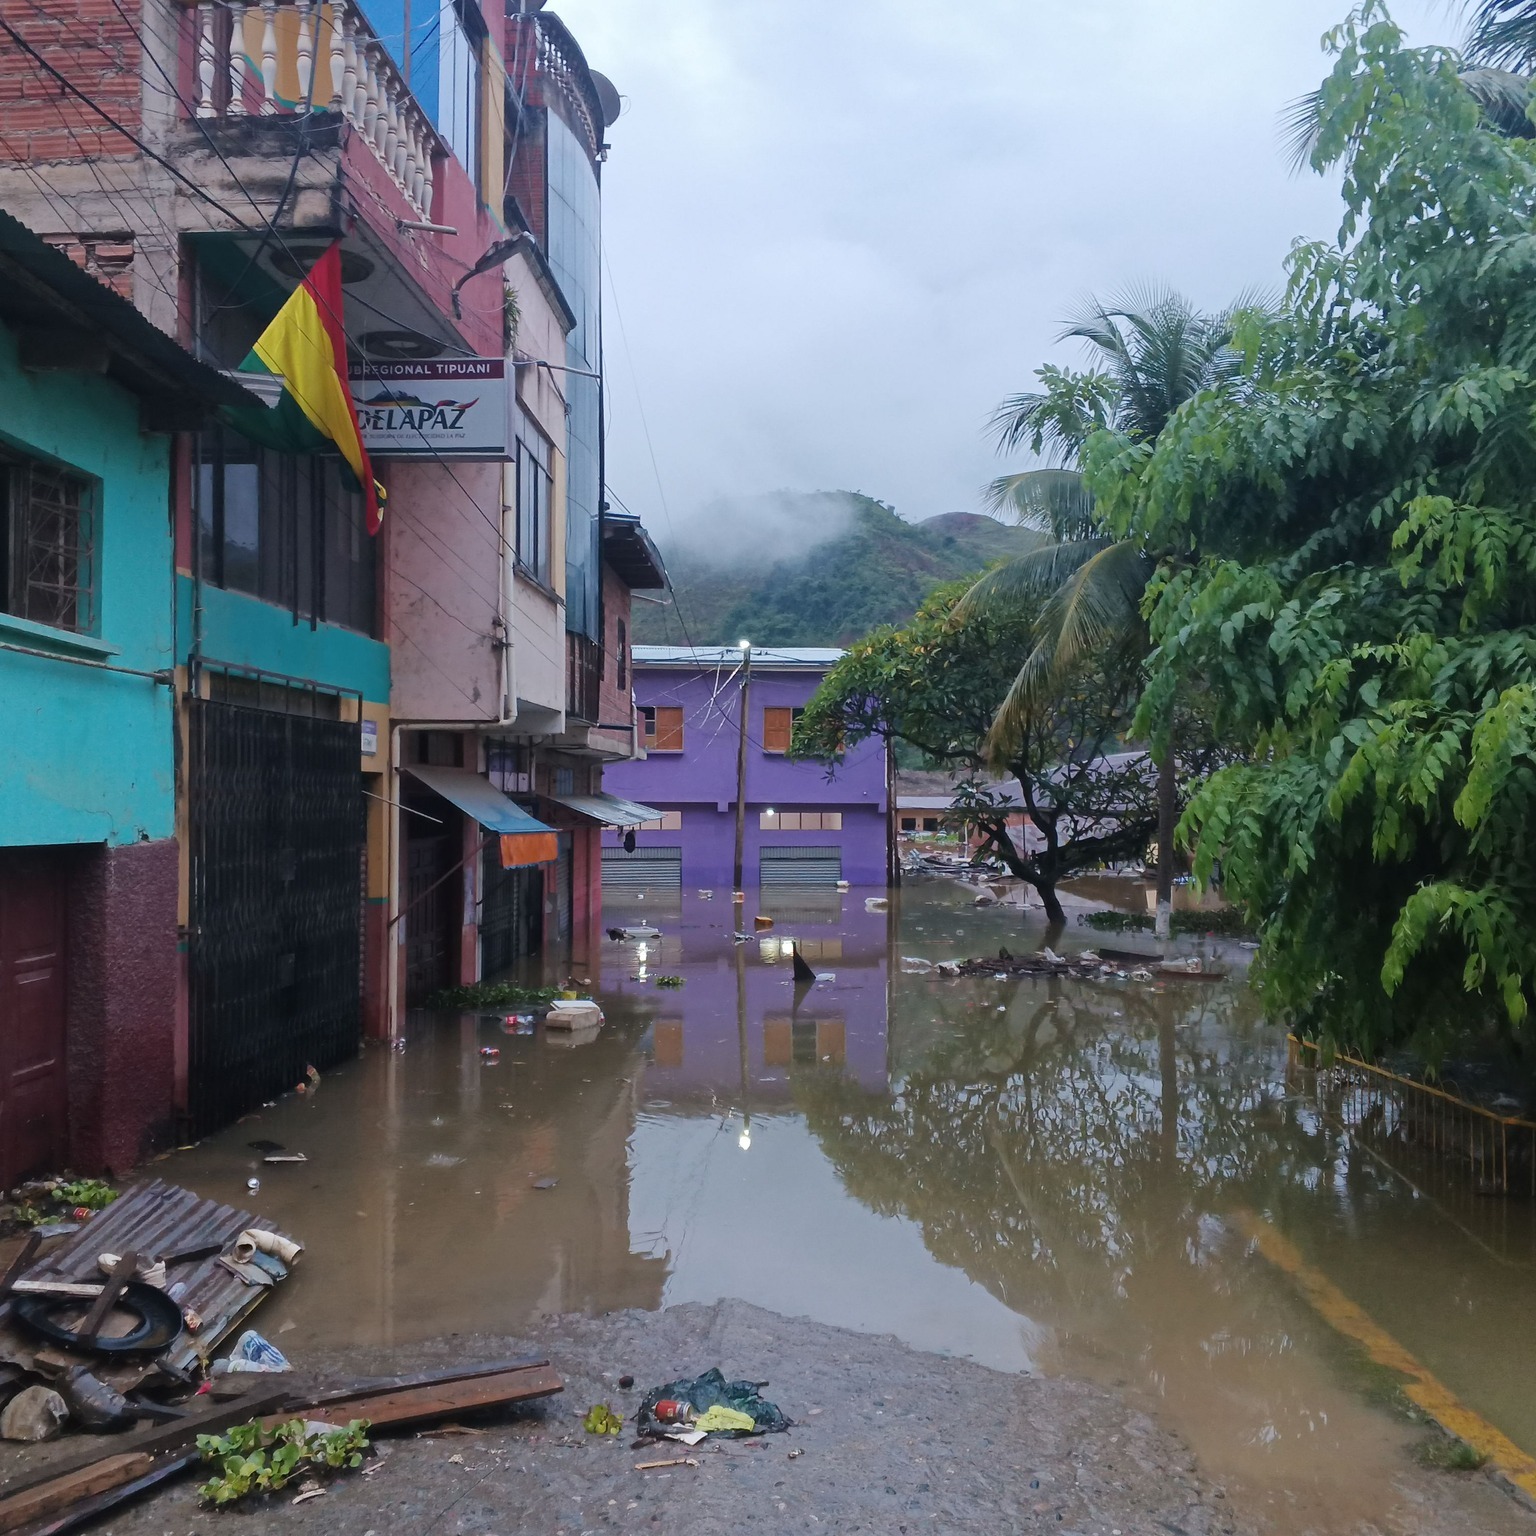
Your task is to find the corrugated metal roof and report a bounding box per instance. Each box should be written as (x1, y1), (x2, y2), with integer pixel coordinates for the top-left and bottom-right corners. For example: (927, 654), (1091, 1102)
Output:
(404, 766), (556, 836)
(550, 791), (664, 827)
(11, 1180), (298, 1374)
(632, 646), (844, 668)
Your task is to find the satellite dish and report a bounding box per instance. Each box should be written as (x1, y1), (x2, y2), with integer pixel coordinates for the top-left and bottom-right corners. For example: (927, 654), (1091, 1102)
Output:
(590, 70), (622, 128)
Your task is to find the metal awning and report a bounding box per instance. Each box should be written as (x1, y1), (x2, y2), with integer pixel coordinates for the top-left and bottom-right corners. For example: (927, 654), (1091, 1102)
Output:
(404, 765), (559, 868)
(551, 791), (665, 827)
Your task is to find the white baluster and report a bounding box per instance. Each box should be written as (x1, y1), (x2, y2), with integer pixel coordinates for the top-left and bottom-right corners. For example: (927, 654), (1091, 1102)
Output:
(345, 10), (363, 125)
(296, 0), (315, 108)
(391, 97), (410, 188)
(374, 72), (393, 166)
(327, 0), (345, 110)
(195, 0), (216, 116)
(410, 120), (426, 212)
(360, 44), (379, 147)
(419, 139), (433, 220)
(226, 1), (247, 116)
(401, 112), (419, 209)
(259, 0), (278, 113)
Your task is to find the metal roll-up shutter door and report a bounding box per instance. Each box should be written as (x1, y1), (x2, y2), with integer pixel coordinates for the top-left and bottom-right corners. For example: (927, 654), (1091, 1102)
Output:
(760, 845), (842, 888)
(602, 846), (683, 892)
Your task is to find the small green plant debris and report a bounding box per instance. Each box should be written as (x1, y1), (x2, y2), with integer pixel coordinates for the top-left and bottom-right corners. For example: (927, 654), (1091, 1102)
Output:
(56, 1179), (119, 1211)
(1414, 1435), (1488, 1472)
(425, 981), (559, 1010)
(654, 975), (685, 989)
(583, 1403), (624, 1436)
(197, 1417), (371, 1506)
(9, 1176), (121, 1229)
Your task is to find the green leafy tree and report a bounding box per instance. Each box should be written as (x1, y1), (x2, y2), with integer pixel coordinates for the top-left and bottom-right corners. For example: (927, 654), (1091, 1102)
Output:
(960, 291), (1244, 935)
(1094, 5), (1536, 1058)
(1282, 0), (1536, 168)
(791, 581), (1159, 923)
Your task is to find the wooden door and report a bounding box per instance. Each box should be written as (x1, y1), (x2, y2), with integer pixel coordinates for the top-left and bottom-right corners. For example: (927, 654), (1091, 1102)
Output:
(0, 853), (68, 1185)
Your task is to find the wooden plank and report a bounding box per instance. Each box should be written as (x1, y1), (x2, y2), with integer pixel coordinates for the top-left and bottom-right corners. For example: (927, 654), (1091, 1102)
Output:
(0, 1385), (293, 1504)
(0, 1453), (154, 1534)
(0, 1237), (42, 1307)
(303, 1356), (549, 1406)
(282, 1365), (563, 1430)
(77, 1252), (136, 1344)
(12, 1450), (197, 1536)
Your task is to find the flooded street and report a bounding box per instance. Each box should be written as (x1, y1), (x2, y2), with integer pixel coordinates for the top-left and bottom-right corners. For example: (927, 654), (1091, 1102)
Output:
(157, 882), (1536, 1534)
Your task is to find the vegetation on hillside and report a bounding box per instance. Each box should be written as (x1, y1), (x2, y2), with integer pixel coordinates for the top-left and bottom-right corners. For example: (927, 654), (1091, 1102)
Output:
(633, 493), (1035, 646)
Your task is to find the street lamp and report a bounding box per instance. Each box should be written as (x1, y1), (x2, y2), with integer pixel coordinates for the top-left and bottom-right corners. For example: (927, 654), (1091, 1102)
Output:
(733, 639), (753, 899)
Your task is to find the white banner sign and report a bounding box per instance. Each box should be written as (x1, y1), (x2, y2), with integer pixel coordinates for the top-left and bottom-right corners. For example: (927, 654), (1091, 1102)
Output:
(348, 358), (510, 459)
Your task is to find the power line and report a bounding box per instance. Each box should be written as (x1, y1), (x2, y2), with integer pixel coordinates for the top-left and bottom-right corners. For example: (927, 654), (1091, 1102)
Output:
(601, 247), (702, 652)
(5, 10), (588, 708)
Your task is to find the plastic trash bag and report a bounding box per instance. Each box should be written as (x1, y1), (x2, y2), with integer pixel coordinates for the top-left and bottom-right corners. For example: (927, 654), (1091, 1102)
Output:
(212, 1329), (291, 1374)
(636, 1368), (791, 1438)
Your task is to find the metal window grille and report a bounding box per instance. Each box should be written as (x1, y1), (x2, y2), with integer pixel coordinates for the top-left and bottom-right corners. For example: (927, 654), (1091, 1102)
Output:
(566, 631), (602, 721)
(4, 459), (94, 633)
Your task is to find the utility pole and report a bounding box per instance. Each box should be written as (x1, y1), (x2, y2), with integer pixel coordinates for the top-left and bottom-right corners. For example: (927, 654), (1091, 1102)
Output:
(732, 639), (752, 900)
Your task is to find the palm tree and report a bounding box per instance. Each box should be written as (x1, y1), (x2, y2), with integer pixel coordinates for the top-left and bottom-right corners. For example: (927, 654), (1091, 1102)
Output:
(959, 289), (1239, 939)
(1283, 2), (1536, 171)
(1465, 0), (1536, 68)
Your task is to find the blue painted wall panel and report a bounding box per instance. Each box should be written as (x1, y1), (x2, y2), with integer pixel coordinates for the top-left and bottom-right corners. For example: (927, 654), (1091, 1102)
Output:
(0, 325), (176, 847)
(177, 579), (391, 704)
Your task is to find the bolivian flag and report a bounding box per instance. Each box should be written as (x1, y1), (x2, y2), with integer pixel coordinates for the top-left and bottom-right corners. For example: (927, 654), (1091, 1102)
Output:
(224, 242), (385, 533)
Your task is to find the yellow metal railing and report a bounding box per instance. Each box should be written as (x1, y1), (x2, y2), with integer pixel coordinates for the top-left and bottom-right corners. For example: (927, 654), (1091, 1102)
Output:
(1287, 1035), (1536, 1197)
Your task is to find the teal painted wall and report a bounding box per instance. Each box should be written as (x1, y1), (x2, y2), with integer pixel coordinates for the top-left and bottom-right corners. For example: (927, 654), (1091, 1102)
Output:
(0, 325), (176, 848)
(176, 579), (390, 703)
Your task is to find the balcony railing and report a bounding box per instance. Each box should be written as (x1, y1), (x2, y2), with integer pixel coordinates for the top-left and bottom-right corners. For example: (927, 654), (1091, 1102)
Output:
(189, 0), (440, 219)
(566, 631), (602, 724)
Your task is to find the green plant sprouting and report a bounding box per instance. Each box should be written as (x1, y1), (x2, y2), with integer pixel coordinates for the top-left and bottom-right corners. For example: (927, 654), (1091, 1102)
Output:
(196, 1417), (371, 1506)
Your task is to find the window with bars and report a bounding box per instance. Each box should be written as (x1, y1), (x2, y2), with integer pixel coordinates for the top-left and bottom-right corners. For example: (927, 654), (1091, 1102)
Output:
(195, 426), (376, 636)
(487, 740), (531, 794)
(0, 452), (97, 634)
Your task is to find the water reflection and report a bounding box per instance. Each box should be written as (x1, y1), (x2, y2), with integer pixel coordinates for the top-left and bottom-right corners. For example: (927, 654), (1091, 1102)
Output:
(154, 881), (1536, 1533)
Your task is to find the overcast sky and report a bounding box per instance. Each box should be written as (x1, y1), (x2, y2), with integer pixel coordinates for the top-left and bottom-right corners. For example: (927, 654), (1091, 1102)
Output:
(552, 0), (1447, 549)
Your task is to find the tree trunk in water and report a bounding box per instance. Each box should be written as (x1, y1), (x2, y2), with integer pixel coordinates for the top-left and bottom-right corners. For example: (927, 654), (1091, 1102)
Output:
(1154, 748), (1176, 941)
(1039, 882), (1066, 927)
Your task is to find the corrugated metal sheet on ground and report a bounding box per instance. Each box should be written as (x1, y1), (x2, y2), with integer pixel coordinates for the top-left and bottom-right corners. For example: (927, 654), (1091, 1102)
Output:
(16, 1180), (294, 1373)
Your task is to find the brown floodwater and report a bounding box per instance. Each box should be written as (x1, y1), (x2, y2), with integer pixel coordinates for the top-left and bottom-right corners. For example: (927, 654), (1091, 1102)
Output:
(153, 880), (1536, 1534)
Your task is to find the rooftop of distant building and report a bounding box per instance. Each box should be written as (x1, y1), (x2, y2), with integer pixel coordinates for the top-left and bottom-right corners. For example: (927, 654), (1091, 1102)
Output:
(631, 646), (845, 669)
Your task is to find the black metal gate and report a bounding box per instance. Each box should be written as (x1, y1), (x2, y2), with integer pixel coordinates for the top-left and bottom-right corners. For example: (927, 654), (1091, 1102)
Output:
(481, 843), (543, 976)
(188, 698), (363, 1136)
(553, 833), (573, 946)
(404, 830), (457, 1003)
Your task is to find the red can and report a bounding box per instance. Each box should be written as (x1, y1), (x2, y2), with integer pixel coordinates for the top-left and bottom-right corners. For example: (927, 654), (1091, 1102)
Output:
(652, 1399), (691, 1424)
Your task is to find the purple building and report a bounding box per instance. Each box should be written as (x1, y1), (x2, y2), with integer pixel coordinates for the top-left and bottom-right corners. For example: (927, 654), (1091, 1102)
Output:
(602, 647), (891, 892)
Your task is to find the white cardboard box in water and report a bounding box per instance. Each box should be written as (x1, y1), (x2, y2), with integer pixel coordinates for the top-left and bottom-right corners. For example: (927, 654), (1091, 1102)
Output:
(545, 999), (604, 1031)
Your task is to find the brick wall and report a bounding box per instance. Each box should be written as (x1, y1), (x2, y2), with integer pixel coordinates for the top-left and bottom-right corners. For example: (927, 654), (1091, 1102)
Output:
(0, 0), (143, 163)
(41, 231), (136, 298)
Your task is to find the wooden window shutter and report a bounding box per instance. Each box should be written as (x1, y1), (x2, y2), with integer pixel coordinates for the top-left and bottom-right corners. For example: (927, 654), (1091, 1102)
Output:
(763, 707), (792, 753)
(653, 707), (685, 751)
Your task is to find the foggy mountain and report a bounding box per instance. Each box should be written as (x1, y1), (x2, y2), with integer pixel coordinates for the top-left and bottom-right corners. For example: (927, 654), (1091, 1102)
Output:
(633, 493), (1038, 648)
